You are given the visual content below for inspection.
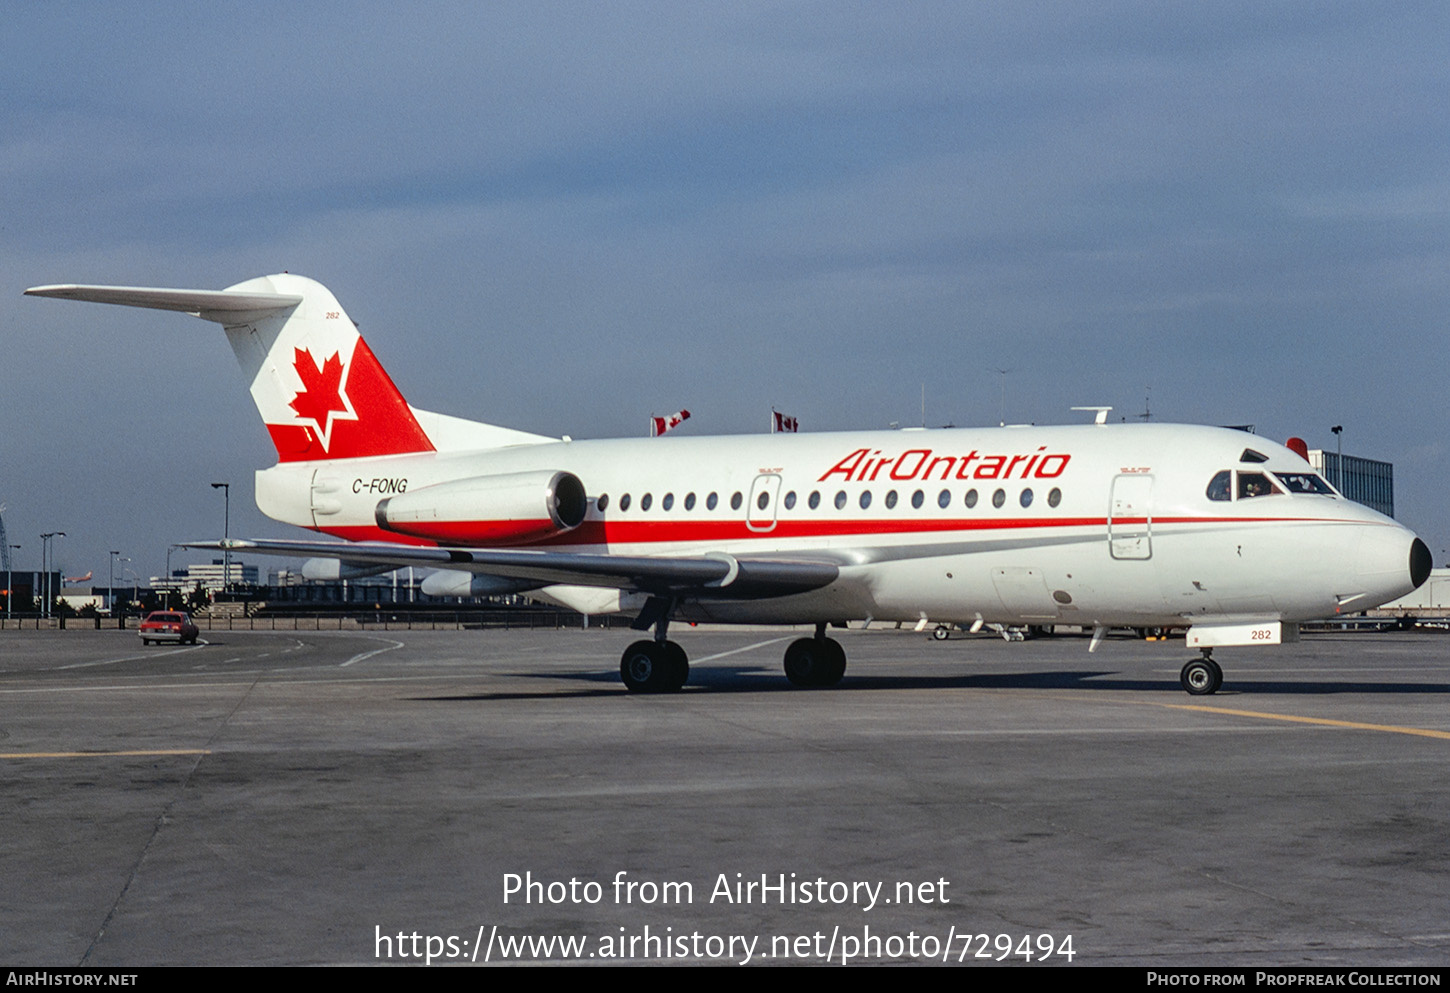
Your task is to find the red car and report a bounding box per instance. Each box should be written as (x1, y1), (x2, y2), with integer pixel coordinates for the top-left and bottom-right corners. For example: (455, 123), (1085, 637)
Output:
(138, 611), (199, 645)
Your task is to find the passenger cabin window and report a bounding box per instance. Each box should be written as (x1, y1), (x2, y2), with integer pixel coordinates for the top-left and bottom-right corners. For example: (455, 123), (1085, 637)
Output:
(1206, 471), (1231, 502)
(730, 492), (743, 511)
(1237, 472), (1280, 499)
(707, 492), (718, 510)
(596, 493), (610, 511)
(684, 492), (696, 511)
(808, 491), (821, 510)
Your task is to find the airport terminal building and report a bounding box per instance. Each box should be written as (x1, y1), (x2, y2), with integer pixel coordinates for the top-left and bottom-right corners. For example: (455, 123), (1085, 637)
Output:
(1309, 450), (1394, 518)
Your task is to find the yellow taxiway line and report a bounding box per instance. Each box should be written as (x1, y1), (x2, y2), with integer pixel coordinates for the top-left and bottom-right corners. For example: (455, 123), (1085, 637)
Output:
(1153, 702), (1450, 741)
(0, 749), (212, 760)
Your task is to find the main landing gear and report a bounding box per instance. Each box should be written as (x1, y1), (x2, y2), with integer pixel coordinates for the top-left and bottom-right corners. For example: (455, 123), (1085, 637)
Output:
(618, 617), (848, 693)
(619, 639), (689, 693)
(619, 598), (690, 693)
(1180, 649), (1224, 696)
(783, 624), (847, 688)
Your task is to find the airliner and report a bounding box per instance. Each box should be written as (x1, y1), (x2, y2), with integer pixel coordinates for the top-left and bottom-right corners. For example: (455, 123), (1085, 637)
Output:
(25, 274), (1430, 695)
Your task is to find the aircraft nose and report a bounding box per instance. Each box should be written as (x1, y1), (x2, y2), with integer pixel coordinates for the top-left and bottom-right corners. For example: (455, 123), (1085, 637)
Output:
(1356, 527), (1431, 603)
(1410, 537), (1432, 590)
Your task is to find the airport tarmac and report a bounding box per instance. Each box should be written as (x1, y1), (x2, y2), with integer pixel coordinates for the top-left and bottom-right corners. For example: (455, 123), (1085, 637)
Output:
(1, 625), (1447, 967)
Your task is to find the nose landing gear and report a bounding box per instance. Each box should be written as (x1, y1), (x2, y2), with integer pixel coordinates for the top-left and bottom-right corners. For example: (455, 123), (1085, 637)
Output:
(1180, 649), (1224, 695)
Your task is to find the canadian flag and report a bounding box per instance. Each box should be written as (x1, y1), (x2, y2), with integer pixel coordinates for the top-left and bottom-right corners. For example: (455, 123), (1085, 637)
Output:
(772, 409), (798, 433)
(650, 409), (691, 437)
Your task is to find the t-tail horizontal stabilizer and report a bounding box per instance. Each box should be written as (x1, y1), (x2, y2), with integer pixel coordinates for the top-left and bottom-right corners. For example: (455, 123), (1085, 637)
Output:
(24, 284), (303, 320)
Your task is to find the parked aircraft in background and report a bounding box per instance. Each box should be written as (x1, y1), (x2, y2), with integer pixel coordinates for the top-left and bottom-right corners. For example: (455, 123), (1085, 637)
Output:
(26, 274), (1429, 695)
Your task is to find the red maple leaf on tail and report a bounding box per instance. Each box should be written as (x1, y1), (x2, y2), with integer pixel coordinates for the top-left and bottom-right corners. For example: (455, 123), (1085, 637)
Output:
(289, 348), (353, 449)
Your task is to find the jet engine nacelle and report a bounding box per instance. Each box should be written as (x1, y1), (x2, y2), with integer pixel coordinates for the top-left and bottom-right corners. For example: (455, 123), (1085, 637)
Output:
(375, 470), (587, 546)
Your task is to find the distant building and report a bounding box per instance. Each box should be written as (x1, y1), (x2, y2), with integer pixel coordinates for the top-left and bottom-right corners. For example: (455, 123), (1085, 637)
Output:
(1308, 450), (1394, 518)
(58, 587), (103, 612)
(153, 559), (259, 593)
(265, 570), (426, 605)
(3, 572), (58, 611)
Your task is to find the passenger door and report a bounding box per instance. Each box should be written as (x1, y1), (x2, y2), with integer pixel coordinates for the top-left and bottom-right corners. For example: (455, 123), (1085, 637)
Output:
(1109, 474), (1153, 560)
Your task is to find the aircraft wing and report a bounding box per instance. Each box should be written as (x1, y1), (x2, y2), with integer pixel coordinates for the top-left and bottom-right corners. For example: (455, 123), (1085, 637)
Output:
(186, 538), (839, 600)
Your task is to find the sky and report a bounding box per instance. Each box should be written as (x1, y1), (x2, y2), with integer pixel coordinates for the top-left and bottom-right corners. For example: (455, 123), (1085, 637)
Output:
(2, 1), (1447, 583)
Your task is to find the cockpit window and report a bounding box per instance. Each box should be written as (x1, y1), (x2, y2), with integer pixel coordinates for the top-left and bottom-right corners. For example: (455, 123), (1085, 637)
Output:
(1206, 470), (1231, 502)
(1273, 472), (1334, 495)
(1237, 472), (1280, 499)
(1240, 449), (1270, 463)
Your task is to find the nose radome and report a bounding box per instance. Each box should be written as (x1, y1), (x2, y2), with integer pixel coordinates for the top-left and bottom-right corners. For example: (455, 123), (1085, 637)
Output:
(1410, 537), (1432, 590)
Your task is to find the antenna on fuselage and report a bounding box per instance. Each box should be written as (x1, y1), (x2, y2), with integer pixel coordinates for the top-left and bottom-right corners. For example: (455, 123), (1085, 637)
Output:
(1136, 386), (1152, 422)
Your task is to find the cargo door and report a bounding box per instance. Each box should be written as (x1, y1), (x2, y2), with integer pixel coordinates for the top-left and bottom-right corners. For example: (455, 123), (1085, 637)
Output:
(991, 567), (1060, 620)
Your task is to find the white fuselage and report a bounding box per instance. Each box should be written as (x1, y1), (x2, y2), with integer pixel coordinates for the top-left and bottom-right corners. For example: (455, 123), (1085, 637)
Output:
(254, 422), (1422, 629)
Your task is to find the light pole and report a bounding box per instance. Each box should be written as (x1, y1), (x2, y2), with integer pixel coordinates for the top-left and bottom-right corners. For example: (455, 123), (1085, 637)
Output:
(5, 544), (18, 620)
(1330, 425), (1344, 492)
(116, 557), (131, 611)
(53, 532), (65, 616)
(211, 482), (230, 593)
(109, 550), (121, 612)
(40, 531), (65, 619)
(166, 544), (181, 608)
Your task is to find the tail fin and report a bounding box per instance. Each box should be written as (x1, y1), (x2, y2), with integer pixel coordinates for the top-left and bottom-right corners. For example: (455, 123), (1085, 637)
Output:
(27, 274), (435, 462)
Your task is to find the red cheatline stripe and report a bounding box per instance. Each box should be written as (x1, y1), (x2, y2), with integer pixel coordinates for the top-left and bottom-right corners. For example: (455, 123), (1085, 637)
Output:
(315, 514), (1359, 548)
